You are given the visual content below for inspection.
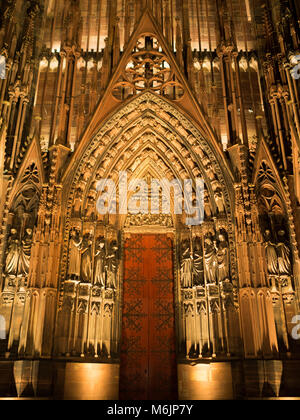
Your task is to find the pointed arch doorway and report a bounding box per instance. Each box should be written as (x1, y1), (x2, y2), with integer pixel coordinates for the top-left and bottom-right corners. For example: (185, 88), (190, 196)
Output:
(120, 231), (178, 400)
(61, 85), (236, 399)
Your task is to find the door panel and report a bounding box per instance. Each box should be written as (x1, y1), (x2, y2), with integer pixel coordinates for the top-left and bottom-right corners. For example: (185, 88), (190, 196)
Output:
(120, 234), (177, 400)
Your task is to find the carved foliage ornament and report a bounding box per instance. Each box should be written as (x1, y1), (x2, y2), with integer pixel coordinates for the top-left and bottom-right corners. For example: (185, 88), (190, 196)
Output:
(125, 213), (173, 228)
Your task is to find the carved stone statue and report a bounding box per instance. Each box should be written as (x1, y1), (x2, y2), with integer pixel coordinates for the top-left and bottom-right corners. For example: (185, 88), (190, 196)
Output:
(94, 237), (106, 287)
(81, 234), (93, 283)
(264, 230), (279, 275)
(65, 0), (82, 47)
(68, 229), (82, 278)
(204, 236), (218, 284)
(204, 190), (212, 218)
(180, 242), (193, 288)
(214, 190), (225, 214)
(5, 228), (21, 276)
(73, 187), (83, 216)
(106, 241), (118, 289)
(193, 240), (204, 286)
(277, 230), (292, 276)
(4, 227), (33, 277)
(20, 228), (33, 275)
(216, 233), (230, 282)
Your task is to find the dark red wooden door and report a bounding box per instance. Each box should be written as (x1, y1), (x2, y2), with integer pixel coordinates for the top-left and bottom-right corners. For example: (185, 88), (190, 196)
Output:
(120, 234), (177, 400)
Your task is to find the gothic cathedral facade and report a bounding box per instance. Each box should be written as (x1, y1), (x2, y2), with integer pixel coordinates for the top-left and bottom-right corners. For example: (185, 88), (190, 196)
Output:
(0, 0), (299, 400)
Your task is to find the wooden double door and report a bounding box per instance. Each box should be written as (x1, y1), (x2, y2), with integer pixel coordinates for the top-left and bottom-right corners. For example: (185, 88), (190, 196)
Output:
(120, 234), (177, 400)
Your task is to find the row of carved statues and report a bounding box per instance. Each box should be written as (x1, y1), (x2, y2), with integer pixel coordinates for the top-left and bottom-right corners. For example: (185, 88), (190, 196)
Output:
(180, 230), (230, 288)
(3, 226), (292, 286)
(68, 229), (120, 289)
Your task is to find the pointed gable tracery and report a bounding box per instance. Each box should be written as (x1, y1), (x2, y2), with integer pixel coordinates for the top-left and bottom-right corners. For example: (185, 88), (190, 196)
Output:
(112, 34), (184, 101)
(8, 136), (45, 208)
(253, 138), (288, 216)
(73, 8), (223, 148)
(256, 162), (285, 216)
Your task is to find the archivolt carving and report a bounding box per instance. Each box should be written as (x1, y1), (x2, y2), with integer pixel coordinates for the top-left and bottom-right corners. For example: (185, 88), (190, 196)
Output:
(66, 96), (232, 211)
(61, 92), (236, 298)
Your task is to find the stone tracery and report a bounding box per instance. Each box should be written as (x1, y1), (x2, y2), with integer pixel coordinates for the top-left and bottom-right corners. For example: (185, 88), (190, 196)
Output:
(113, 35), (184, 101)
